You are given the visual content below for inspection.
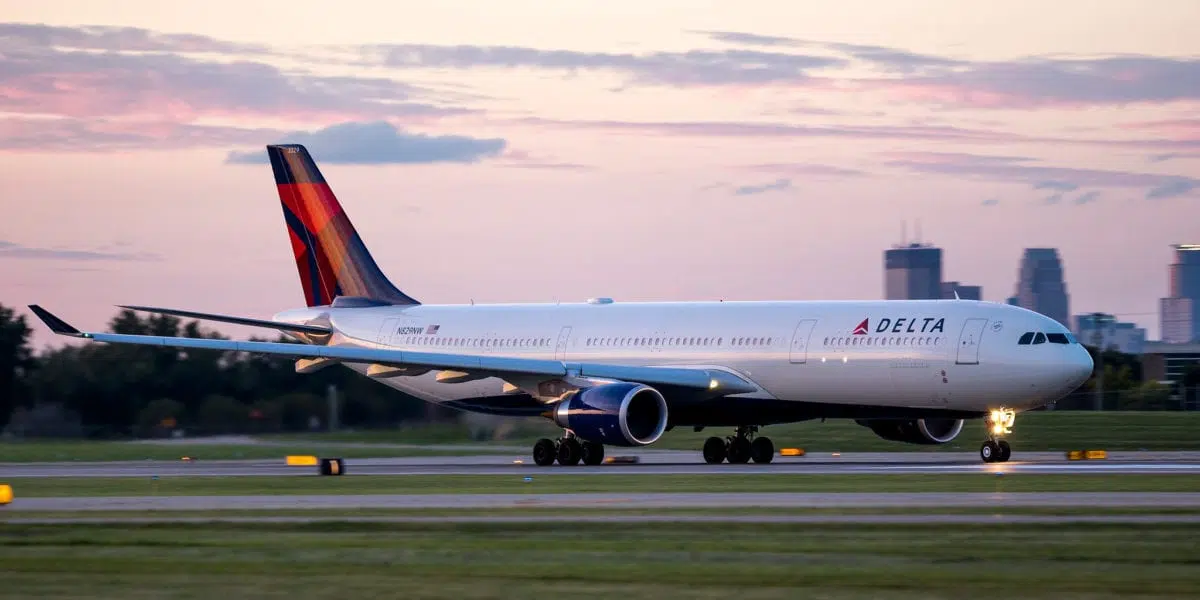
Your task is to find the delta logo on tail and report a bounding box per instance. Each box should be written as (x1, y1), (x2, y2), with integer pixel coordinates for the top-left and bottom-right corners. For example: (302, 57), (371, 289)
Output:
(853, 317), (946, 334)
(852, 319), (869, 335)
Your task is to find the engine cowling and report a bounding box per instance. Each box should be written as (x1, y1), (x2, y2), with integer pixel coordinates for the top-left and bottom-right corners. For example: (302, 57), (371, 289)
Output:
(858, 418), (965, 445)
(552, 382), (669, 447)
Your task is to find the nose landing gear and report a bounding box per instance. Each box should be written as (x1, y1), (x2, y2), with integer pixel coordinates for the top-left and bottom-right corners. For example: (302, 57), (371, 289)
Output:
(980, 408), (1015, 463)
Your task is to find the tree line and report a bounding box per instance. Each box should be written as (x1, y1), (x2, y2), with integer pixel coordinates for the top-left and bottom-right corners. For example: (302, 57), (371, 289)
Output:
(2, 302), (1199, 438)
(0, 303), (438, 438)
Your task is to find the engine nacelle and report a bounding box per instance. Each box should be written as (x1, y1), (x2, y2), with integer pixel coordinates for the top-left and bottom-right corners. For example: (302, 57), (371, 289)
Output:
(552, 382), (669, 447)
(858, 418), (965, 445)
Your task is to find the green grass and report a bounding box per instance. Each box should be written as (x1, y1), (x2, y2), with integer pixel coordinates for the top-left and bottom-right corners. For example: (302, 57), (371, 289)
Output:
(5, 412), (1198, 464)
(275, 411), (1200, 452)
(6, 473), (1198, 497)
(0, 521), (1195, 598)
(0, 441), (499, 463)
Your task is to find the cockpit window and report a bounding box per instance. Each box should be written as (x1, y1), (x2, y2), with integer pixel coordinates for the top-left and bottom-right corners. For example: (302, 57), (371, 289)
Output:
(1065, 333), (1078, 344)
(1032, 332), (1046, 344)
(1018, 332), (1034, 345)
(1047, 333), (1070, 344)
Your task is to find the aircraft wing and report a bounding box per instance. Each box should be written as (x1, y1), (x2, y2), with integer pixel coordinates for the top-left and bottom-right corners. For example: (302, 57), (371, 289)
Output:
(117, 305), (332, 335)
(27, 305), (758, 395)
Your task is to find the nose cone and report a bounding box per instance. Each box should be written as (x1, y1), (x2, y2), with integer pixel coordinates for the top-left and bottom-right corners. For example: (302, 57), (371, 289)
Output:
(1068, 346), (1094, 388)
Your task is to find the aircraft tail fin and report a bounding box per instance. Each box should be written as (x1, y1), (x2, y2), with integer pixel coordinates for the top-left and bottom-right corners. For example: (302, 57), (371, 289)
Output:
(267, 144), (418, 308)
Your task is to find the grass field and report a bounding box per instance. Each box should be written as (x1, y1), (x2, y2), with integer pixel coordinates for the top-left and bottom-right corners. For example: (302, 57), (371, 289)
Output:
(0, 441), (500, 463)
(0, 521), (1195, 598)
(6, 473), (1199, 497)
(3, 412), (1198, 464)
(271, 411), (1200, 452)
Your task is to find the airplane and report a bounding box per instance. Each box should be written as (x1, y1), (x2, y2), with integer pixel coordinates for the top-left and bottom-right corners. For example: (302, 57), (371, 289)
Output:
(28, 144), (1094, 466)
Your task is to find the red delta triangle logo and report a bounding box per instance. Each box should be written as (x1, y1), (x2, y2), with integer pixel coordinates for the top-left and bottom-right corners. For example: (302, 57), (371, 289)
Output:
(852, 319), (869, 335)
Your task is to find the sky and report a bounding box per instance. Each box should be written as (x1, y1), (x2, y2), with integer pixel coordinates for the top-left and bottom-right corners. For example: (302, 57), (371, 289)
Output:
(1, 0), (1198, 348)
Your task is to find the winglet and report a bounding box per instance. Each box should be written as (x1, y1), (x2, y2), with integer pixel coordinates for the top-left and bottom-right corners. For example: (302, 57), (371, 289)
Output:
(27, 305), (86, 337)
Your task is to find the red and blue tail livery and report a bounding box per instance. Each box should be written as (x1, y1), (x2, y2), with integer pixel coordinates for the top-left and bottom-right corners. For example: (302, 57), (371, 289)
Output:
(268, 144), (418, 307)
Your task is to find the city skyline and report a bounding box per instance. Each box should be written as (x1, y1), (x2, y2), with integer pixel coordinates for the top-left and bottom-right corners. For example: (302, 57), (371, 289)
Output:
(1161, 244), (1200, 343)
(2, 1), (1198, 348)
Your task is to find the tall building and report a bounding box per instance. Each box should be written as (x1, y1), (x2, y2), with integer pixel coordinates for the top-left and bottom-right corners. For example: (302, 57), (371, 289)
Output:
(1012, 248), (1070, 326)
(1073, 313), (1147, 354)
(1160, 244), (1200, 343)
(885, 243), (942, 300)
(941, 281), (982, 301)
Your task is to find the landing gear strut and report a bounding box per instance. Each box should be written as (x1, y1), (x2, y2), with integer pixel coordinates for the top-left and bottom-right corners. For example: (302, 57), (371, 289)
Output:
(703, 426), (774, 465)
(980, 408), (1015, 463)
(532, 433), (605, 466)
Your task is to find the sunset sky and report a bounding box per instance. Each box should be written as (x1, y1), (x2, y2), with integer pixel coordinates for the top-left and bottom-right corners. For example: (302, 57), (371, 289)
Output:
(2, 0), (1197, 347)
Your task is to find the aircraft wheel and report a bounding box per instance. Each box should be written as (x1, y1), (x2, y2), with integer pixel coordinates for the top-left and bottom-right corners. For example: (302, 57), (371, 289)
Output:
(727, 436), (751, 464)
(532, 438), (557, 466)
(997, 440), (1012, 462)
(557, 437), (582, 466)
(581, 441), (605, 466)
(750, 436), (774, 464)
(980, 440), (999, 463)
(702, 436), (727, 464)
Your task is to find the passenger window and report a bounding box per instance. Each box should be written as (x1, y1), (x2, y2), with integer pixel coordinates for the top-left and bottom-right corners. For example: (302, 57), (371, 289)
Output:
(1047, 333), (1069, 344)
(1033, 332), (1046, 344)
(1018, 332), (1034, 345)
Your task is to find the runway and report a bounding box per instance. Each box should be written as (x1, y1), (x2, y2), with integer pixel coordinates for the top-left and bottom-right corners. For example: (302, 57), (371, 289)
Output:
(7, 491), (1200, 512)
(5, 450), (1200, 477)
(4, 451), (1198, 524)
(7, 514), (1200, 525)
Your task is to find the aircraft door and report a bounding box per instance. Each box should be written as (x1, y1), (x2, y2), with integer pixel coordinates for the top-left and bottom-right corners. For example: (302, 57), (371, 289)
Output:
(955, 318), (988, 365)
(555, 326), (573, 361)
(377, 318), (400, 345)
(788, 319), (818, 364)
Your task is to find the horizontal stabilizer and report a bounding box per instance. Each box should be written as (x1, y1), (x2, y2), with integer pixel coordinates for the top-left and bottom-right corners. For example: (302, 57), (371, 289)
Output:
(119, 305), (331, 335)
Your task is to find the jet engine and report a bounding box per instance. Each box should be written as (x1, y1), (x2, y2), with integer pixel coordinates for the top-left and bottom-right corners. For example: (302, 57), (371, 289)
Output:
(552, 382), (669, 447)
(857, 418), (965, 445)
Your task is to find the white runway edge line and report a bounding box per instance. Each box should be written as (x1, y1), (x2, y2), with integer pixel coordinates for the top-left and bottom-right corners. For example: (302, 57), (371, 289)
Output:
(5, 459), (1200, 477)
(6, 515), (1200, 525)
(8, 492), (1200, 512)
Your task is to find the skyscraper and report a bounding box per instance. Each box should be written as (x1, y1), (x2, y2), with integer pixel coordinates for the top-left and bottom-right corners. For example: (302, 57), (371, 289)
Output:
(1012, 248), (1070, 326)
(1160, 244), (1200, 343)
(885, 243), (942, 300)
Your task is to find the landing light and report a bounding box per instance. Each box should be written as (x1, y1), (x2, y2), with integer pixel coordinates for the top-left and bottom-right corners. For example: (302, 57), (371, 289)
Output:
(708, 379), (719, 390)
(992, 424), (1006, 435)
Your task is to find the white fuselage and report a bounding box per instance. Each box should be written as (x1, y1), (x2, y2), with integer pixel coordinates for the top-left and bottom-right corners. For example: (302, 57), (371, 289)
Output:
(275, 298), (1093, 418)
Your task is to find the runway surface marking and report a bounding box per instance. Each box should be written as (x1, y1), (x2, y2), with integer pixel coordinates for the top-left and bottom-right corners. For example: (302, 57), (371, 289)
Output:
(5, 450), (1200, 477)
(5, 514), (1200, 525)
(6, 492), (1200, 511)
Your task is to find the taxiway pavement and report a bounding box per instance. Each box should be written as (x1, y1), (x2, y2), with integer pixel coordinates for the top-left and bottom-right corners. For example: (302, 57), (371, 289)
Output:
(6, 514), (1200, 525)
(4, 450), (1200, 477)
(6, 491), (1200, 512)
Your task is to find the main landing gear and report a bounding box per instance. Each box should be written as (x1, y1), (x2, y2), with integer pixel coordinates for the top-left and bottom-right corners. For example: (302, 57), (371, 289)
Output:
(531, 432), (605, 466)
(702, 426), (774, 464)
(980, 408), (1015, 463)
